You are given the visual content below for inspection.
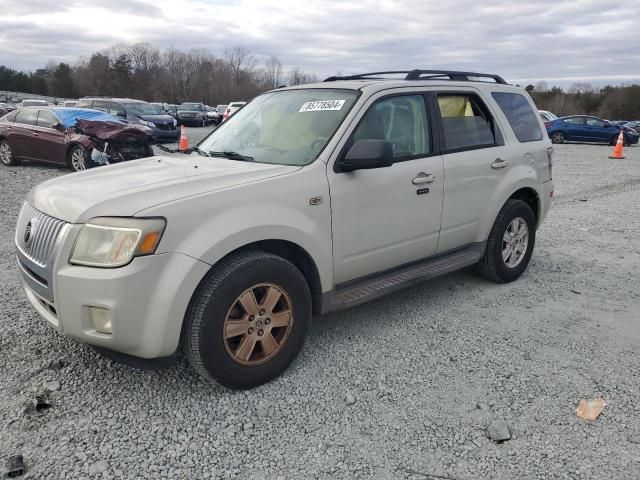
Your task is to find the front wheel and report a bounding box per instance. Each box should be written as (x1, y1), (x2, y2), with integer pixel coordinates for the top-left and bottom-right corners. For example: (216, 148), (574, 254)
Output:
(67, 145), (87, 171)
(476, 199), (536, 283)
(183, 251), (312, 389)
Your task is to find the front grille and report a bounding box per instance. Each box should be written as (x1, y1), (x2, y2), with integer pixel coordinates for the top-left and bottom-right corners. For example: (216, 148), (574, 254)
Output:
(156, 123), (176, 131)
(15, 203), (67, 268)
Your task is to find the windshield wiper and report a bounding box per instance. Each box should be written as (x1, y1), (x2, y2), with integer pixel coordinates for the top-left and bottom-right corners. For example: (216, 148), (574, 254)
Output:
(190, 146), (210, 157)
(208, 151), (254, 162)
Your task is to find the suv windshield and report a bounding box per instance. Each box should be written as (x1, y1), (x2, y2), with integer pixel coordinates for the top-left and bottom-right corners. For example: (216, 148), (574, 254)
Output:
(198, 89), (358, 166)
(180, 103), (201, 111)
(123, 102), (163, 116)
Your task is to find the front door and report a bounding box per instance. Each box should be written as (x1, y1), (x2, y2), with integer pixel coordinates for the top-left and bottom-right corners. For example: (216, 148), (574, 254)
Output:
(328, 92), (444, 285)
(31, 110), (68, 164)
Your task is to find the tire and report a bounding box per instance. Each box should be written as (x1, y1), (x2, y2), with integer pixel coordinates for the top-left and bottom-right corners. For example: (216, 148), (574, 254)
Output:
(551, 131), (565, 144)
(67, 145), (87, 171)
(183, 250), (312, 389)
(610, 135), (619, 146)
(0, 139), (19, 166)
(476, 199), (536, 283)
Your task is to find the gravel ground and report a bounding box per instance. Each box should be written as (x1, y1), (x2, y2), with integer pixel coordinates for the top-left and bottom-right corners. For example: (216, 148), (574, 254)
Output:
(1, 140), (640, 479)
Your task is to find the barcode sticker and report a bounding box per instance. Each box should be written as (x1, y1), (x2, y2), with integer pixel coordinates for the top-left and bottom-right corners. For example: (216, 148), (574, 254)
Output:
(299, 100), (346, 112)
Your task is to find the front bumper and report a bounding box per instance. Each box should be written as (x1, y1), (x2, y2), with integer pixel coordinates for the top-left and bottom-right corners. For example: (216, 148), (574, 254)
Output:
(150, 126), (180, 142)
(18, 227), (210, 358)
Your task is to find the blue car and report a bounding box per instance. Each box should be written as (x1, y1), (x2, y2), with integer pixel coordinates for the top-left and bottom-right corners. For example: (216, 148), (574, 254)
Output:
(546, 115), (639, 146)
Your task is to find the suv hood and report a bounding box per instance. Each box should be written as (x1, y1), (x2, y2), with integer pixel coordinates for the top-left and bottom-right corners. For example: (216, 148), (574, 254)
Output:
(28, 155), (300, 223)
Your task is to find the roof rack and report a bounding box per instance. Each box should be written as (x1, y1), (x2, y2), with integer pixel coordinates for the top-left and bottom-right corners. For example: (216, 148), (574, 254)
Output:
(323, 69), (507, 85)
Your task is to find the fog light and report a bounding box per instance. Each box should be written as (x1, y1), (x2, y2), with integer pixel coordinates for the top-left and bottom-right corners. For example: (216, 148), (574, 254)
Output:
(90, 307), (112, 334)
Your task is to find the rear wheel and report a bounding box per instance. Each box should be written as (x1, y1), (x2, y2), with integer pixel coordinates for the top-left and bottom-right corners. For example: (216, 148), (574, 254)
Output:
(183, 251), (312, 389)
(476, 199), (536, 283)
(67, 145), (87, 171)
(0, 140), (19, 166)
(551, 131), (565, 144)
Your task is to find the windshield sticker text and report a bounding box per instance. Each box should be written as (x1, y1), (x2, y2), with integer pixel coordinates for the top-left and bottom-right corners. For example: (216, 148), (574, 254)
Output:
(299, 100), (346, 112)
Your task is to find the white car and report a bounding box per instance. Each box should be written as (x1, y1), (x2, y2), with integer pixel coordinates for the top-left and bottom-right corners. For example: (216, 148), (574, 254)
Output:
(15, 69), (553, 389)
(223, 101), (246, 121)
(539, 110), (558, 122)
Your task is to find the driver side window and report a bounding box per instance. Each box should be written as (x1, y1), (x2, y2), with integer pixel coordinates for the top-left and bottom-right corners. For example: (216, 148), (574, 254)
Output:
(352, 95), (431, 161)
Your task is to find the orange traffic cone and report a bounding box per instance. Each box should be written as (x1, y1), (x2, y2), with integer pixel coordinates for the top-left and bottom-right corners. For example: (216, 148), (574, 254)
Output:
(179, 125), (189, 151)
(609, 130), (625, 159)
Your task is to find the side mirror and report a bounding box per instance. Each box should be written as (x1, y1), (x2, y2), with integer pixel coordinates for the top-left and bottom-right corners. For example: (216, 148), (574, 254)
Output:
(53, 122), (64, 131)
(338, 139), (394, 172)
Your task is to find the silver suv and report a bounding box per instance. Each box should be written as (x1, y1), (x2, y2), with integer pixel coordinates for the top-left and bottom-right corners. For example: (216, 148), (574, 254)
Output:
(15, 70), (554, 389)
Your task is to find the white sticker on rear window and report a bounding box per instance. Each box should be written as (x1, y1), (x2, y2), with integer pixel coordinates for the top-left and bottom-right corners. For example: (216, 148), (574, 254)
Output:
(299, 100), (346, 112)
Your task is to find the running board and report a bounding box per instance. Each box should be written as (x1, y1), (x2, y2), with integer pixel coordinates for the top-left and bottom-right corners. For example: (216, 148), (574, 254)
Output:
(321, 243), (485, 313)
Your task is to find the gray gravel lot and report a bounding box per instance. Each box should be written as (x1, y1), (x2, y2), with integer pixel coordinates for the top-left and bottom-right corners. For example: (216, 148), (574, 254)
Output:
(1, 137), (640, 479)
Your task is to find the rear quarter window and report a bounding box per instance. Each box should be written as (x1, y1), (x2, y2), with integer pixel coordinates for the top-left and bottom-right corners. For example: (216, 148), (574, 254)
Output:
(492, 92), (543, 143)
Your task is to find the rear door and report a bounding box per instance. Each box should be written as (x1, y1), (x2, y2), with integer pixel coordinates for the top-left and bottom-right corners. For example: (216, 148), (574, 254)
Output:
(433, 88), (513, 252)
(562, 117), (587, 140)
(11, 109), (39, 158)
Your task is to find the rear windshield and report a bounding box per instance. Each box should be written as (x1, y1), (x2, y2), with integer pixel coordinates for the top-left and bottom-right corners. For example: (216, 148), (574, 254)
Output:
(492, 92), (543, 143)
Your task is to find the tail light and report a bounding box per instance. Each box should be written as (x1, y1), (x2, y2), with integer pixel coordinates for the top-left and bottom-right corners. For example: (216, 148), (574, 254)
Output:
(544, 121), (551, 128)
(546, 146), (554, 180)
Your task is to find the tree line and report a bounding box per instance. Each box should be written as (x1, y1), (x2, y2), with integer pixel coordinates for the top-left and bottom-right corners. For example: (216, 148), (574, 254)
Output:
(526, 81), (640, 121)
(0, 43), (318, 105)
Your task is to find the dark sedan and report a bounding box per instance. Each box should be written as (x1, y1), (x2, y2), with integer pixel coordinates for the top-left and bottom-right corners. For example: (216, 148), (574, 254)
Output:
(545, 115), (640, 146)
(77, 97), (180, 143)
(0, 107), (153, 171)
(177, 102), (208, 127)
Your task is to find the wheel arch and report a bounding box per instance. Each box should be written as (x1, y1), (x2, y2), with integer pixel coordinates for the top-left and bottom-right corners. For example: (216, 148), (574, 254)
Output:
(212, 239), (323, 314)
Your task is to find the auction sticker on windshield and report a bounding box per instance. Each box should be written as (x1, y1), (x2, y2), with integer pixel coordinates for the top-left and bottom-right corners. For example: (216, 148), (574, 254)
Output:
(299, 100), (345, 112)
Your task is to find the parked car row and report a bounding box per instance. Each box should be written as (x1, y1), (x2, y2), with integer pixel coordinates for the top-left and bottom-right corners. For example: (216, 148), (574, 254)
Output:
(544, 114), (639, 145)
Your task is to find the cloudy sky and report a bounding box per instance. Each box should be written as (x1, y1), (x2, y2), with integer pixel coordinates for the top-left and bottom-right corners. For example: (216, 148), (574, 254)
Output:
(1, 0), (639, 86)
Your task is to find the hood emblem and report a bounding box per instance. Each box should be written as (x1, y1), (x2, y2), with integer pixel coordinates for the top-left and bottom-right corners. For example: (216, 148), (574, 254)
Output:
(24, 218), (37, 246)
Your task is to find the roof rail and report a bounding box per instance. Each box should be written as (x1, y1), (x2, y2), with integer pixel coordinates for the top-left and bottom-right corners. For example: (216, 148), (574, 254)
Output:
(323, 69), (507, 85)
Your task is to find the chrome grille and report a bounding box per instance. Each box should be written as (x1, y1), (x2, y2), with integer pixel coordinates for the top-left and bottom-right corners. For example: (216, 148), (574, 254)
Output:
(15, 203), (67, 268)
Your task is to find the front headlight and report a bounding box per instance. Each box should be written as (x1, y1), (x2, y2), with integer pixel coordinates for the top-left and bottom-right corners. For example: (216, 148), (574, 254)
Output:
(172, 118), (177, 126)
(140, 120), (155, 128)
(70, 218), (166, 268)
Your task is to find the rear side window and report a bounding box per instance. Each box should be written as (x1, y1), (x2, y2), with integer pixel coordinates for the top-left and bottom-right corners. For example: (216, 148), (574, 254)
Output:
(352, 95), (431, 161)
(92, 100), (109, 112)
(109, 103), (125, 117)
(437, 94), (498, 152)
(37, 110), (59, 128)
(76, 99), (92, 108)
(492, 92), (543, 143)
(15, 109), (38, 126)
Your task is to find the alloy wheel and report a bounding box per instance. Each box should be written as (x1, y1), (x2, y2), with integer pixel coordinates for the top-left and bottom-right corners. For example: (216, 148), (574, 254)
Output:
(71, 148), (86, 171)
(223, 283), (294, 366)
(502, 217), (529, 268)
(0, 142), (12, 165)
(552, 132), (564, 144)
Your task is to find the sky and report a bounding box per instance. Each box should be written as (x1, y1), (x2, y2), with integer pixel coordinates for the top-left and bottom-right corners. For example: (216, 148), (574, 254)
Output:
(0, 0), (639, 87)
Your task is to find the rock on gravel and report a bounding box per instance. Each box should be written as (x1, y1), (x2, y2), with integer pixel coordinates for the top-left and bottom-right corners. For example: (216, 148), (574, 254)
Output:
(485, 419), (511, 443)
(89, 460), (109, 476)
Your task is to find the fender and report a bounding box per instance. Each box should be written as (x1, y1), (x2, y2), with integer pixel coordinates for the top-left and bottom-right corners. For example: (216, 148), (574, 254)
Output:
(474, 163), (542, 243)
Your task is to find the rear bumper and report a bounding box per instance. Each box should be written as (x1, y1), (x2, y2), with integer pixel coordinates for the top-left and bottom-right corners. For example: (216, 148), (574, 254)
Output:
(540, 180), (554, 226)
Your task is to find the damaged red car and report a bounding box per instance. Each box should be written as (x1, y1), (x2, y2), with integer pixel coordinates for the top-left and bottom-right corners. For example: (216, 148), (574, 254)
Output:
(0, 107), (154, 171)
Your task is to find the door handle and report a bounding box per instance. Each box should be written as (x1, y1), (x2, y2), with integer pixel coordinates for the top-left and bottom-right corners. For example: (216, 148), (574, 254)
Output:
(491, 158), (510, 169)
(32, 132), (39, 137)
(412, 173), (435, 185)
